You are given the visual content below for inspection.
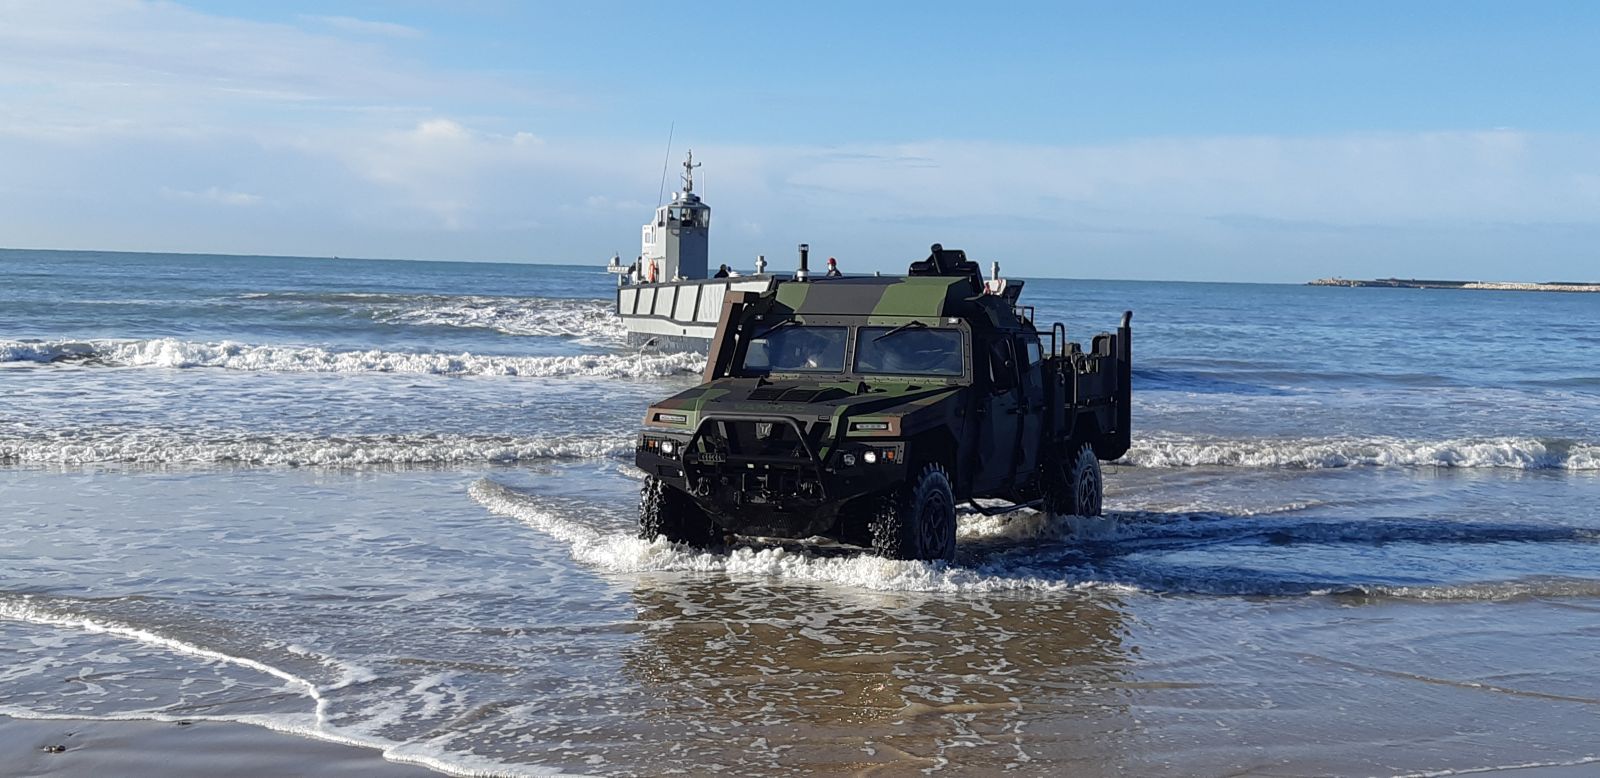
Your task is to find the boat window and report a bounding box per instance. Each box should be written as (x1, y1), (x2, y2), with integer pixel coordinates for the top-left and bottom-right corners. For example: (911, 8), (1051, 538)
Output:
(741, 325), (847, 374)
(855, 326), (963, 377)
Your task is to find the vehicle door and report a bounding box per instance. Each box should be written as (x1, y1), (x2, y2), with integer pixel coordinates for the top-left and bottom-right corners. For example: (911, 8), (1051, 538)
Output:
(975, 337), (1024, 491)
(1011, 334), (1046, 477)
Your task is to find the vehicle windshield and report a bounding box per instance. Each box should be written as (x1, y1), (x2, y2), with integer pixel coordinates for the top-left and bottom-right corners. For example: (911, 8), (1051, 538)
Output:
(854, 326), (963, 376)
(740, 325), (848, 374)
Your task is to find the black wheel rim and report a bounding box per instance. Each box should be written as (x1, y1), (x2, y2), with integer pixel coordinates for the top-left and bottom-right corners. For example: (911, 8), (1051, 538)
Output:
(1076, 453), (1100, 516)
(918, 489), (952, 558)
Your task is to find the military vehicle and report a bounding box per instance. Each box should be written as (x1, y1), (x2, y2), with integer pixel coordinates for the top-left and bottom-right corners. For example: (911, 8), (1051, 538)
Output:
(634, 244), (1132, 562)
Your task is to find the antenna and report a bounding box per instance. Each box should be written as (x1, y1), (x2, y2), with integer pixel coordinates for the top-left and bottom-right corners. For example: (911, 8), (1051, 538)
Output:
(655, 122), (675, 208)
(681, 149), (702, 194)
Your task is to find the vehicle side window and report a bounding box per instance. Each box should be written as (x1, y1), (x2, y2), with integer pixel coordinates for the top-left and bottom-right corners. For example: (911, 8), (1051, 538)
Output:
(988, 340), (1017, 393)
(1024, 337), (1043, 366)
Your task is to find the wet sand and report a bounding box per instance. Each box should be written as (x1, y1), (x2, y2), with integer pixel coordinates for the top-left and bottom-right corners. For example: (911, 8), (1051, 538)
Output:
(0, 716), (442, 777)
(4, 466), (1600, 776)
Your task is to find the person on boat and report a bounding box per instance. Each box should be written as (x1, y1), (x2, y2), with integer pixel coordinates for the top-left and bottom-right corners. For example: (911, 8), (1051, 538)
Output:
(713, 263), (731, 278)
(826, 257), (842, 277)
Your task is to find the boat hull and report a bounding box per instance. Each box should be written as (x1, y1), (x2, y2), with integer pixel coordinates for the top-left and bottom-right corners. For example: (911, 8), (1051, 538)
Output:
(616, 276), (774, 353)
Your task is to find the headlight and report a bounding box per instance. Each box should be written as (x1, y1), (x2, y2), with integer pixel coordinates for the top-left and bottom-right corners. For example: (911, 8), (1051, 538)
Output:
(660, 440), (676, 456)
(841, 453), (857, 466)
(863, 450), (878, 464)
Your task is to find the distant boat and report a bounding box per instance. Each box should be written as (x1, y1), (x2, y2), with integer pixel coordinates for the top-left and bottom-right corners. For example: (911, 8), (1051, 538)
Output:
(606, 151), (776, 352)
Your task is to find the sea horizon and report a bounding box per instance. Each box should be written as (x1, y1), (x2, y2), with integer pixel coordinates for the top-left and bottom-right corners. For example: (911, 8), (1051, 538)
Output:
(0, 245), (1397, 287)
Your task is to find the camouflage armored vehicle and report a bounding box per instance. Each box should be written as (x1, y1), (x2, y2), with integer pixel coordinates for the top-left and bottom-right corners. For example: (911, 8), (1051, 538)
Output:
(635, 245), (1132, 561)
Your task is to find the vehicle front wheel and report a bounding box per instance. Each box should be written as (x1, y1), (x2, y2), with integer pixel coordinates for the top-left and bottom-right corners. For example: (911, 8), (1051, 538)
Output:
(870, 463), (957, 562)
(1043, 442), (1103, 517)
(638, 477), (719, 548)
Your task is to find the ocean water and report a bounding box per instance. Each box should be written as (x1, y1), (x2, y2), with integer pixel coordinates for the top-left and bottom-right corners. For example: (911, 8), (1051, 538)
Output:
(3, 247), (1598, 776)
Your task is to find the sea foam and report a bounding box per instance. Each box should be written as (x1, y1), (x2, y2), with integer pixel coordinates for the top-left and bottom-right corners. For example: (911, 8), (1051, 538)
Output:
(1122, 434), (1600, 470)
(375, 296), (625, 342)
(0, 337), (703, 379)
(468, 478), (1126, 595)
(239, 291), (628, 343)
(0, 430), (636, 466)
(470, 479), (1600, 600)
(0, 595), (543, 777)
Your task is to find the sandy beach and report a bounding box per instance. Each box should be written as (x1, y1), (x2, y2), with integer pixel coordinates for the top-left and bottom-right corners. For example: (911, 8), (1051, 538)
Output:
(1, 716), (443, 777)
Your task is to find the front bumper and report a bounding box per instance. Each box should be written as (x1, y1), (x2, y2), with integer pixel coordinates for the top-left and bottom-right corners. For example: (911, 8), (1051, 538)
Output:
(636, 416), (906, 538)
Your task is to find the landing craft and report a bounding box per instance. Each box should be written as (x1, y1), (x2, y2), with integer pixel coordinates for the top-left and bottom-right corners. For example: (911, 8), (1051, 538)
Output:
(607, 151), (777, 352)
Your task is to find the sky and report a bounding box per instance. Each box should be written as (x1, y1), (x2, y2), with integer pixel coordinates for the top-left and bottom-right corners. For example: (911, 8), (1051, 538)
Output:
(2, 1), (1599, 281)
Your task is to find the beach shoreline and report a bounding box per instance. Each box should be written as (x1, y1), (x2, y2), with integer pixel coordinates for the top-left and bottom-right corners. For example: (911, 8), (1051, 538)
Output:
(1, 716), (446, 778)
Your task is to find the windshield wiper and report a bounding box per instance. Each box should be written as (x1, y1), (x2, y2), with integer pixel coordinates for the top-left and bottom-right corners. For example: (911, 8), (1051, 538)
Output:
(872, 320), (928, 342)
(749, 319), (798, 341)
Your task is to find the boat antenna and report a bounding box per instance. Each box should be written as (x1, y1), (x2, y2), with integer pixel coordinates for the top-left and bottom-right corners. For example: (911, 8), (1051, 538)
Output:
(656, 121), (675, 208)
(682, 149), (700, 194)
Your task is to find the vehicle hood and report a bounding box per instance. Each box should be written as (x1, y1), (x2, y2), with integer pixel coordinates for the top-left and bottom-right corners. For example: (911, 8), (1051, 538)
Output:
(645, 377), (960, 430)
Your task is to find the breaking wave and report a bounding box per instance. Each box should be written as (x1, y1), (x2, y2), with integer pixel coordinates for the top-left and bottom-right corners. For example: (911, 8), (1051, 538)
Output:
(468, 479), (1130, 595)
(1122, 434), (1600, 470)
(239, 291), (626, 343)
(0, 338), (703, 379)
(0, 431), (635, 466)
(375, 296), (623, 343)
(470, 479), (1600, 600)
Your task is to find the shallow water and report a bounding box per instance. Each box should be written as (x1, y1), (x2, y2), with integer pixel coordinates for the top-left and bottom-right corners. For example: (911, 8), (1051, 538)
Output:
(2, 248), (1598, 776)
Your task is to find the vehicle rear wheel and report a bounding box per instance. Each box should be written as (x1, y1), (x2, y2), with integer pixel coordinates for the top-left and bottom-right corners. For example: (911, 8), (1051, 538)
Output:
(1043, 442), (1103, 517)
(870, 463), (957, 562)
(638, 477), (719, 548)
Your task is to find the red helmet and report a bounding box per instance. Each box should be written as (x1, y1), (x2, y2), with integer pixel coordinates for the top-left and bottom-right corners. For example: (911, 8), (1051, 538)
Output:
(827, 257), (837, 265)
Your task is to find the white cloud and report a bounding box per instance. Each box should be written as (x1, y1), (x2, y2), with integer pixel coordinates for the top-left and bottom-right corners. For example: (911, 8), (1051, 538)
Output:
(0, 0), (531, 141)
(1, 2), (1598, 279)
(8, 116), (1600, 277)
(413, 118), (470, 141)
(160, 186), (264, 206)
(298, 14), (424, 39)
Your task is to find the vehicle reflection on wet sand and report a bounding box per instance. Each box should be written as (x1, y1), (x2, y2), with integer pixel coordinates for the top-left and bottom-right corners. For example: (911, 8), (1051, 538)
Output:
(621, 578), (1134, 774)
(474, 468), (1600, 776)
